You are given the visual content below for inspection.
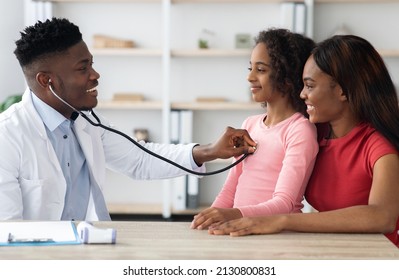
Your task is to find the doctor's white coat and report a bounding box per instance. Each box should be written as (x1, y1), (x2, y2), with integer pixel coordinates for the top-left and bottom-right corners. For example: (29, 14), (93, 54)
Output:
(0, 89), (203, 220)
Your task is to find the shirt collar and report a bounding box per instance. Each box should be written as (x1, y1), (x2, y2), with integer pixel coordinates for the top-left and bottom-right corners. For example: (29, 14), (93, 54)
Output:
(31, 90), (69, 132)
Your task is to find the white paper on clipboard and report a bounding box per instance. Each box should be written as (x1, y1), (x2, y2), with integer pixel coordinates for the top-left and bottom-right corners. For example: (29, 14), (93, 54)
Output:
(0, 221), (80, 246)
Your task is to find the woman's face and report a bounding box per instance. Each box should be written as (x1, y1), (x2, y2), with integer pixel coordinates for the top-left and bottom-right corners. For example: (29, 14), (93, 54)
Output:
(300, 55), (347, 124)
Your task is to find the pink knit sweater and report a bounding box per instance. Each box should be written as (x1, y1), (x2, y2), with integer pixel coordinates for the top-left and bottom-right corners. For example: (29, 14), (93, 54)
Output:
(212, 112), (318, 217)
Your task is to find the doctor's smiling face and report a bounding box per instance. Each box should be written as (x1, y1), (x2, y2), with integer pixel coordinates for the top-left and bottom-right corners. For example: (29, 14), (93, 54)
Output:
(43, 40), (101, 118)
(14, 18), (101, 119)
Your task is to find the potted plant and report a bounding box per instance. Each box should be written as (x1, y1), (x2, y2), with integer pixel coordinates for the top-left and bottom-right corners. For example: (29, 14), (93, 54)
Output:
(0, 94), (22, 113)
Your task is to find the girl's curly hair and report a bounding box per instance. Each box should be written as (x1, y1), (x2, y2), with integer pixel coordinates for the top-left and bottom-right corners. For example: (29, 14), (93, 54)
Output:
(255, 28), (315, 115)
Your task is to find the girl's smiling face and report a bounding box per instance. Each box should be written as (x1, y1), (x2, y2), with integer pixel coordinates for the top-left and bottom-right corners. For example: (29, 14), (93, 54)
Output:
(247, 43), (279, 104)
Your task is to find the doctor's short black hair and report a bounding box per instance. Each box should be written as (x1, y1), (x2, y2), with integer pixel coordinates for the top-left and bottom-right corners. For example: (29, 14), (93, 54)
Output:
(14, 17), (82, 67)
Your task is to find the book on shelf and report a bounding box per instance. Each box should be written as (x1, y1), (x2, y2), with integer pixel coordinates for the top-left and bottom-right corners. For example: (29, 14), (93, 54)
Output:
(280, 1), (306, 35)
(186, 175), (199, 209)
(170, 110), (199, 210)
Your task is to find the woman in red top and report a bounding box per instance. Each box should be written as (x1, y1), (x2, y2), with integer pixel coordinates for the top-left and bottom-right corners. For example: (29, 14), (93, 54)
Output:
(208, 35), (399, 247)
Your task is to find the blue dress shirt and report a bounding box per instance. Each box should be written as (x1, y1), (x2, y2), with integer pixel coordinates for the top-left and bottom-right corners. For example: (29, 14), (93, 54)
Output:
(31, 93), (91, 220)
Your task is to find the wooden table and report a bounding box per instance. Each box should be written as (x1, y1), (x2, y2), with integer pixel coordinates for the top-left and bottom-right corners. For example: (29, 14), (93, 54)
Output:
(1, 221), (398, 260)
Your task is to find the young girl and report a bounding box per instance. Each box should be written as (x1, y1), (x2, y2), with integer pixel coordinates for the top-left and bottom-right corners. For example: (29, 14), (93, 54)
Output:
(191, 28), (318, 230)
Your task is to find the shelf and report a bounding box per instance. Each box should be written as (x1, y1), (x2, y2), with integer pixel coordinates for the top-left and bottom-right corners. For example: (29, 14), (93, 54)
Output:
(91, 48), (162, 57)
(91, 48), (251, 57)
(35, 0), (162, 3)
(379, 50), (399, 58)
(97, 100), (163, 110)
(96, 101), (261, 111)
(315, 0), (398, 3)
(172, 49), (251, 57)
(37, 0), (399, 4)
(172, 101), (261, 110)
(107, 203), (163, 215)
(171, 0), (289, 3)
(91, 48), (399, 58)
(35, 0), (291, 2)
(107, 203), (205, 215)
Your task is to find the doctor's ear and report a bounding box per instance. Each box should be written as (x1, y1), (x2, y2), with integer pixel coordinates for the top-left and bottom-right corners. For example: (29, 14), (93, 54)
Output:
(36, 72), (52, 88)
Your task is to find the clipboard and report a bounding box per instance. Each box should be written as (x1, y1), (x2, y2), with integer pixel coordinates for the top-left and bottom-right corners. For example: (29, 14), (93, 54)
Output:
(0, 221), (81, 246)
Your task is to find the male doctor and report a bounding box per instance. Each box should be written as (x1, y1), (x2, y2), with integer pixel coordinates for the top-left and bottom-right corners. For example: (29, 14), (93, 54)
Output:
(0, 18), (256, 221)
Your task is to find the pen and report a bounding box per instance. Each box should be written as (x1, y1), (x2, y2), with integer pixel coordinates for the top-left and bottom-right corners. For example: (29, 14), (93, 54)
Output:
(7, 233), (54, 243)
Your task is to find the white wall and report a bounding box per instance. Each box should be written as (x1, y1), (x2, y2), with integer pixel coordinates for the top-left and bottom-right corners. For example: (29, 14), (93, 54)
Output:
(313, 2), (399, 87)
(0, 0), (26, 101)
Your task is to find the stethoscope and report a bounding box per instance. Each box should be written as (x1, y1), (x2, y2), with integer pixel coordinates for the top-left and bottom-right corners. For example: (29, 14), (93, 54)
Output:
(48, 83), (252, 176)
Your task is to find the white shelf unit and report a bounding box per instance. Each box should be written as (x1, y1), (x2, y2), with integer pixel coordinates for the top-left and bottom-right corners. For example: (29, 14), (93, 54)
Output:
(91, 48), (163, 56)
(29, 0), (399, 217)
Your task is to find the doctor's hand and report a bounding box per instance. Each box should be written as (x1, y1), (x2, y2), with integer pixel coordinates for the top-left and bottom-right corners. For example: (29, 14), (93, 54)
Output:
(190, 207), (243, 230)
(192, 126), (257, 166)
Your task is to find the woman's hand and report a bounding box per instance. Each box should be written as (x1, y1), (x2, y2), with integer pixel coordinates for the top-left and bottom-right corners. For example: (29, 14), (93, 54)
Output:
(208, 215), (287, 236)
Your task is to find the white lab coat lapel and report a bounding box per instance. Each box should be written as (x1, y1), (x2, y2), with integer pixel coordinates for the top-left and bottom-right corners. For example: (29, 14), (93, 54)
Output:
(73, 116), (105, 189)
(20, 89), (67, 218)
(23, 90), (63, 172)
